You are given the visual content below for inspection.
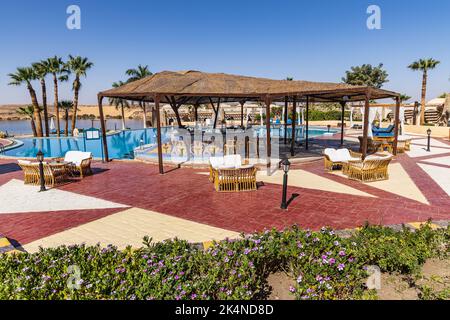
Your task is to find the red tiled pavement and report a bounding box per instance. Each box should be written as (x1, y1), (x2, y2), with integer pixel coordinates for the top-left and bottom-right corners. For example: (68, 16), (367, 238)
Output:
(1, 138), (449, 246)
(0, 208), (125, 245)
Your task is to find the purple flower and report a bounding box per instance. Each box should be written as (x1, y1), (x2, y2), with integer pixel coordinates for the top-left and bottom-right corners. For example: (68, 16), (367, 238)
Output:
(226, 290), (232, 296)
(297, 242), (303, 248)
(339, 250), (346, 256)
(244, 248), (251, 255)
(289, 286), (296, 293)
(227, 250), (234, 256)
(329, 258), (336, 265)
(191, 293), (197, 299)
(296, 275), (303, 283)
(338, 263), (345, 271)
(313, 237), (320, 242)
(333, 241), (340, 246)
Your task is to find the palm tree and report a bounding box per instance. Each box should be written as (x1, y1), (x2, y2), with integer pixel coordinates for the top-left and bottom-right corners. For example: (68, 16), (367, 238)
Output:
(32, 61), (51, 136)
(408, 58), (440, 125)
(66, 55), (94, 135)
(17, 105), (39, 136)
(399, 94), (411, 102)
(8, 67), (43, 137)
(125, 65), (152, 128)
(58, 100), (74, 137)
(108, 81), (129, 130)
(46, 56), (69, 137)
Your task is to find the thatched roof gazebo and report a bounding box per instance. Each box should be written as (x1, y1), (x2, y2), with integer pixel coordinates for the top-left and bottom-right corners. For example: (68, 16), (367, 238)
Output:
(98, 70), (401, 173)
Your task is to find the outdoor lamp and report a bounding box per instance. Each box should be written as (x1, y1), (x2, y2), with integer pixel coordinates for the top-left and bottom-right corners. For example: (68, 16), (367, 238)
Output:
(343, 96), (349, 102)
(36, 150), (46, 192)
(281, 158), (291, 174)
(36, 150), (44, 162)
(280, 158), (291, 209)
(426, 129), (432, 152)
(327, 124), (331, 132)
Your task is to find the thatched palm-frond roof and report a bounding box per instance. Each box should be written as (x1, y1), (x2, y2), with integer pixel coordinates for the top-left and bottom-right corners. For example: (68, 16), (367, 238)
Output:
(99, 70), (399, 104)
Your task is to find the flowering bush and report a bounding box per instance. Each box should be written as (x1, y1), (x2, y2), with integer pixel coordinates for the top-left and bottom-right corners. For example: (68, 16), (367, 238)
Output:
(0, 223), (447, 300)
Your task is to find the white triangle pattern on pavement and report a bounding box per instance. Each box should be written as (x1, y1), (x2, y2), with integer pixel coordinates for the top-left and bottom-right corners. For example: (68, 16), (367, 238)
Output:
(417, 164), (450, 197)
(0, 179), (128, 214)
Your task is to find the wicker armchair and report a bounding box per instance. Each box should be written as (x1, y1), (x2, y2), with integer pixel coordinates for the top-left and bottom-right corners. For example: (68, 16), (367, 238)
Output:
(345, 155), (392, 182)
(57, 151), (93, 178)
(323, 148), (362, 172)
(18, 161), (68, 187)
(17, 161), (39, 185)
(42, 163), (68, 187)
(213, 165), (257, 192)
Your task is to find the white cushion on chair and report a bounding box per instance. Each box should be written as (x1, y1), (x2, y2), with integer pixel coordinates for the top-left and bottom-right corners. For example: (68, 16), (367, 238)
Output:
(209, 156), (224, 169)
(224, 154), (242, 168)
(18, 159), (31, 165)
(64, 151), (92, 166)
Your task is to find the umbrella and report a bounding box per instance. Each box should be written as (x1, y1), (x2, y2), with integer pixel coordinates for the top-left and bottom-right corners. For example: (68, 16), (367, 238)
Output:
(50, 117), (55, 131)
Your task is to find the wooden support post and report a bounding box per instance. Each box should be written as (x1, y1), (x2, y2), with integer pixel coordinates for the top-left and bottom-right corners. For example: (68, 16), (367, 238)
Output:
(340, 101), (346, 146)
(210, 98), (221, 129)
(291, 96), (296, 156)
(97, 94), (109, 162)
(240, 101), (244, 127)
(155, 95), (164, 174)
(393, 96), (400, 155)
(305, 96), (309, 150)
(265, 96), (272, 168)
(194, 104), (199, 122)
(284, 96), (288, 144)
(362, 91), (371, 160)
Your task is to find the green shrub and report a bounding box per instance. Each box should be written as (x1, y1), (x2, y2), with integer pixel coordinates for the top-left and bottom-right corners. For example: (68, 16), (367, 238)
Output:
(350, 222), (449, 274)
(0, 223), (447, 300)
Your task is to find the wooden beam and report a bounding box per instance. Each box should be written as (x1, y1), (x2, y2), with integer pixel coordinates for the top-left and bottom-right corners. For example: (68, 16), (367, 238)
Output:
(240, 101), (244, 127)
(393, 96), (400, 155)
(209, 97), (221, 128)
(305, 96), (309, 150)
(97, 94), (109, 162)
(155, 95), (164, 174)
(265, 96), (272, 169)
(291, 96), (296, 156)
(284, 96), (288, 144)
(194, 103), (199, 122)
(361, 91), (371, 160)
(340, 101), (346, 146)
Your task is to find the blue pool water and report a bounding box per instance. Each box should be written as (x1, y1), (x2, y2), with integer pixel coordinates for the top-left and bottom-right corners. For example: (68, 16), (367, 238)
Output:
(3, 126), (335, 159)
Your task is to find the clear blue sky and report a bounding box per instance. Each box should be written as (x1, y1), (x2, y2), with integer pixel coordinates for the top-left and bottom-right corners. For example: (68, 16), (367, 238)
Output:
(0, 0), (449, 104)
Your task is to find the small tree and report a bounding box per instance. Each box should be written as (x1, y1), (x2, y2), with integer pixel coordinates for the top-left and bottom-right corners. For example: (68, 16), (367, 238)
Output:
(342, 63), (389, 88)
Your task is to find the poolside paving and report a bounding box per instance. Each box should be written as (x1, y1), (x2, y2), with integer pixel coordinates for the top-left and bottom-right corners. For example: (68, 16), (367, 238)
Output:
(0, 135), (449, 252)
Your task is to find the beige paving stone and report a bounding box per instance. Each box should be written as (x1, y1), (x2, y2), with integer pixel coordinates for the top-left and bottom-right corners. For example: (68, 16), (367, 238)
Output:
(333, 163), (429, 204)
(406, 144), (450, 158)
(417, 163), (450, 197)
(22, 207), (239, 253)
(421, 156), (450, 167)
(257, 169), (375, 198)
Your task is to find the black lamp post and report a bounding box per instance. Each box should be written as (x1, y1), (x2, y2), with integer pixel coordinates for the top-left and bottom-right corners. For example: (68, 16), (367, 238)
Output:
(280, 158), (291, 210)
(36, 150), (46, 192)
(327, 124), (331, 132)
(426, 128), (432, 152)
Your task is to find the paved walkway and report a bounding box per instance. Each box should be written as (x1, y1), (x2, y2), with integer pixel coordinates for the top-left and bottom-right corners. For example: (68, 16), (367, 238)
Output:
(0, 135), (449, 252)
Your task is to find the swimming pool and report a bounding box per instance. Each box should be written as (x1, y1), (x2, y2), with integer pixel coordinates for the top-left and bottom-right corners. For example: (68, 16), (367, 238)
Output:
(2, 126), (335, 159)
